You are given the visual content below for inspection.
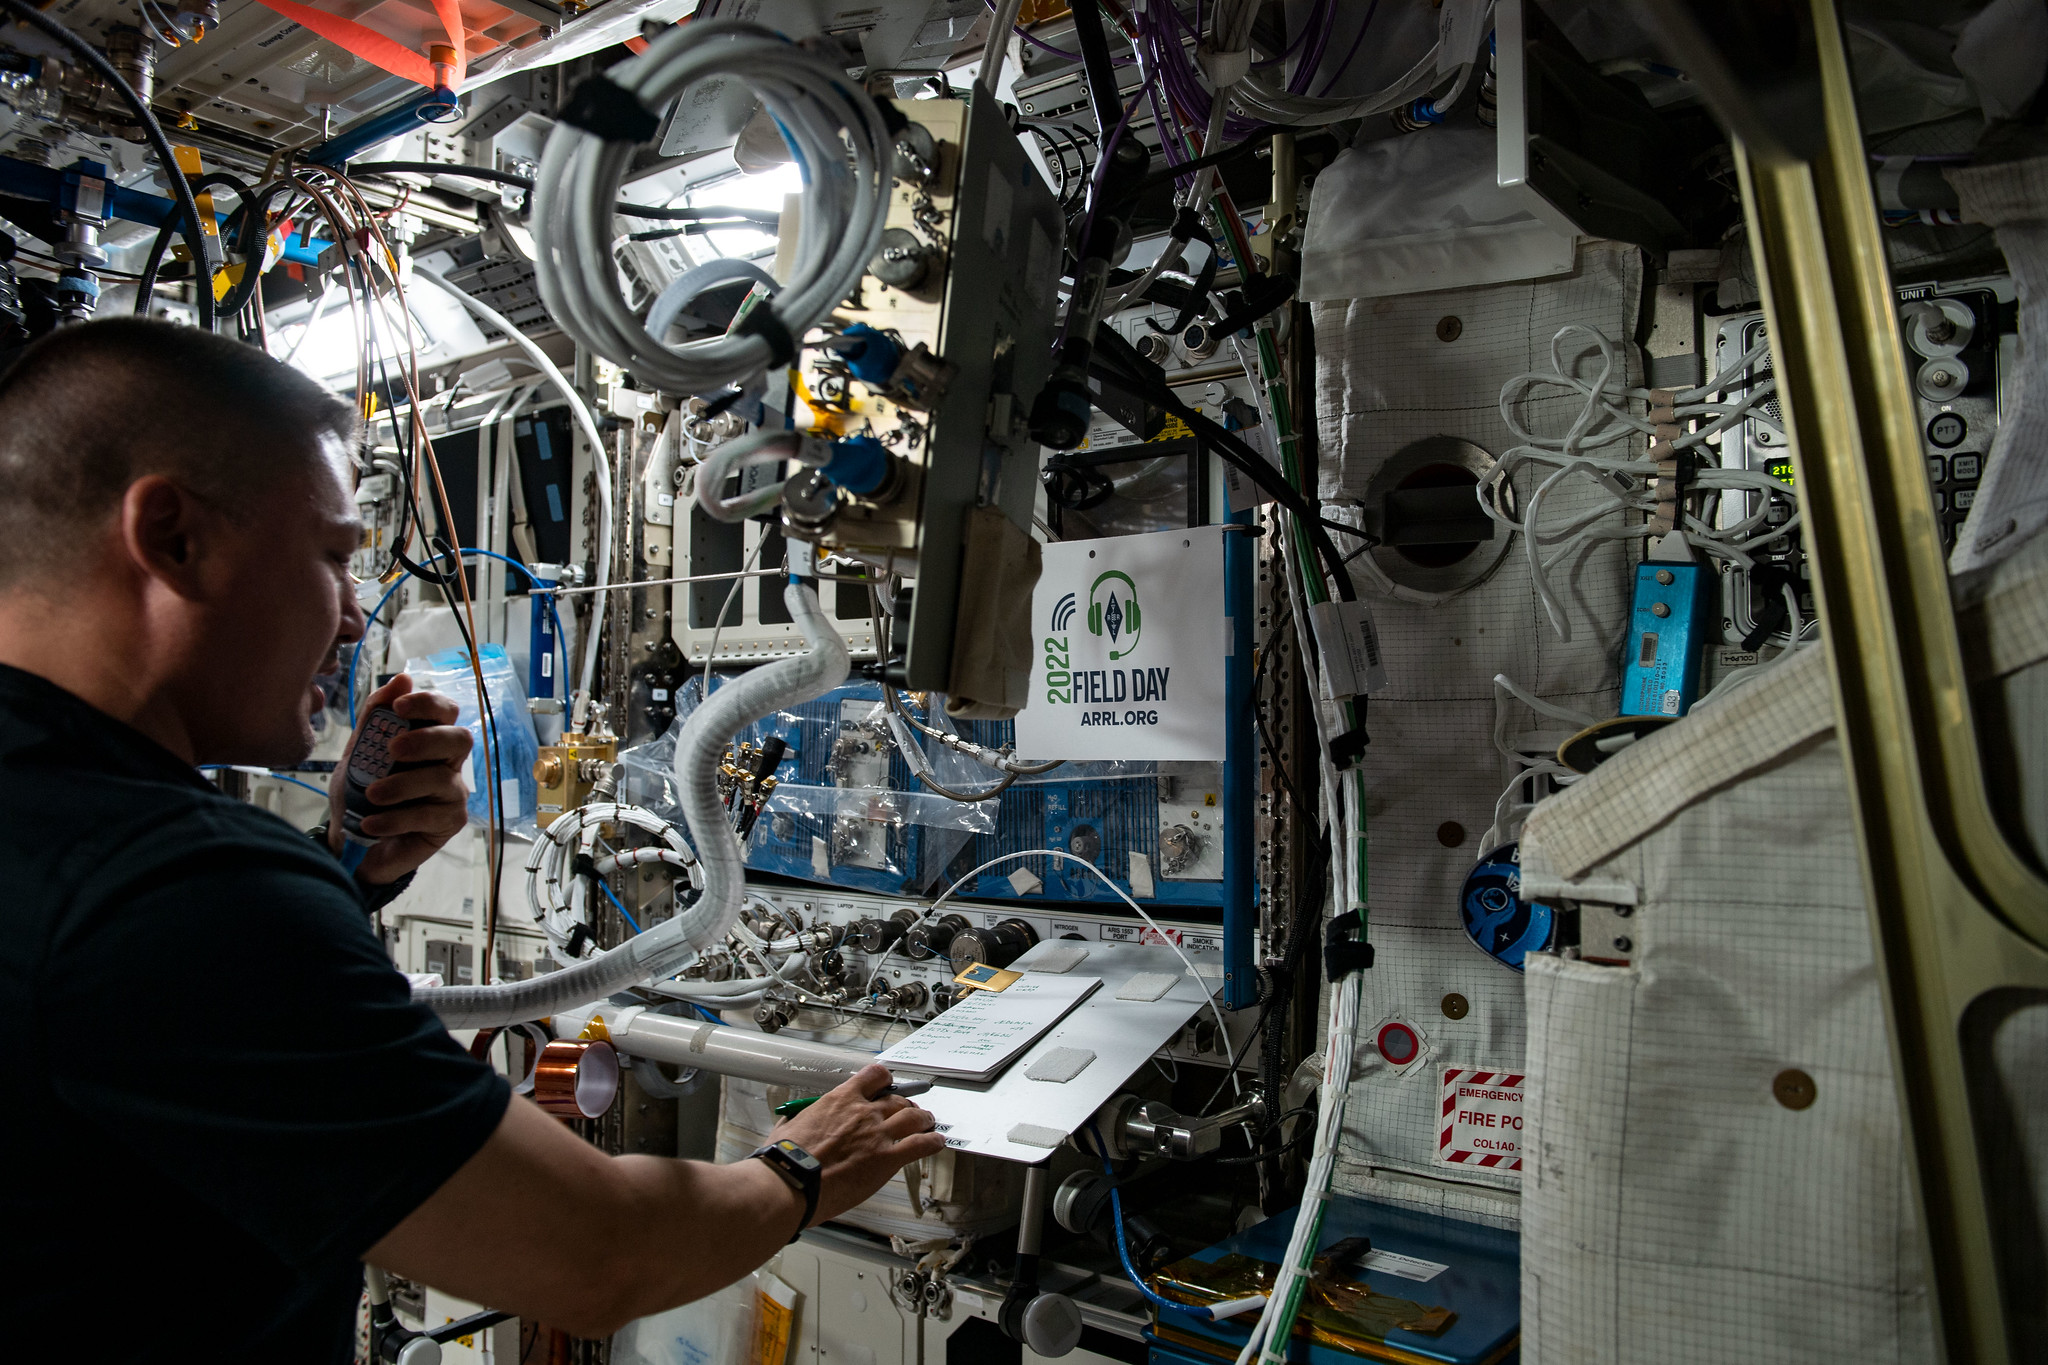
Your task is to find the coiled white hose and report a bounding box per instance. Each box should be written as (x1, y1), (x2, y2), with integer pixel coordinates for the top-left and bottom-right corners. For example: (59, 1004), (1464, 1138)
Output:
(525, 802), (702, 959)
(414, 581), (850, 1028)
(532, 19), (893, 395)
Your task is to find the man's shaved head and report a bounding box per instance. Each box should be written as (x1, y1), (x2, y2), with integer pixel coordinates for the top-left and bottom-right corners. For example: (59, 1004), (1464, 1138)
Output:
(0, 318), (358, 588)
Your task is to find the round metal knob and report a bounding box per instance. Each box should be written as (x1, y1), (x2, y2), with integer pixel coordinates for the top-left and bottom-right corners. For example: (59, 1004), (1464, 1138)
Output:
(1021, 1293), (1083, 1357)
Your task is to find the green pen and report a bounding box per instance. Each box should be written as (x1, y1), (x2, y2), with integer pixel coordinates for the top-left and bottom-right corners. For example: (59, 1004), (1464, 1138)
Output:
(773, 1076), (932, 1118)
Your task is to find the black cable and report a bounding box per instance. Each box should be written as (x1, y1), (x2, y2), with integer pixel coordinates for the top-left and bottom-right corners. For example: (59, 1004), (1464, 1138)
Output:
(623, 220), (772, 242)
(1197, 826), (1330, 1117)
(1212, 1105), (1316, 1164)
(1133, 128), (1281, 195)
(215, 177), (298, 319)
(1088, 335), (1355, 600)
(135, 203), (184, 315)
(341, 162), (782, 225)
(0, 0), (214, 332)
(1067, 0), (1126, 143)
(361, 285), (507, 937)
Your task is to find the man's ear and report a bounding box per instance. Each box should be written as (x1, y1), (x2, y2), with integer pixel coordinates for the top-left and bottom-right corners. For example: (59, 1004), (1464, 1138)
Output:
(119, 475), (221, 601)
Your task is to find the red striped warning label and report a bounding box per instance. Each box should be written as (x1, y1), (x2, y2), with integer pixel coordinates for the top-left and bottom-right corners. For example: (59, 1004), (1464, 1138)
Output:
(1436, 1067), (1524, 1173)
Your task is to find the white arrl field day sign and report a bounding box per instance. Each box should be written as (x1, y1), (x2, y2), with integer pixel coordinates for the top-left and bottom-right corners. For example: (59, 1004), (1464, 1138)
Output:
(1014, 526), (1227, 761)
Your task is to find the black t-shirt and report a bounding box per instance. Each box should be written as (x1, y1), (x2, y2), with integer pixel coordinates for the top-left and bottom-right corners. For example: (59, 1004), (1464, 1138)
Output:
(0, 664), (510, 1363)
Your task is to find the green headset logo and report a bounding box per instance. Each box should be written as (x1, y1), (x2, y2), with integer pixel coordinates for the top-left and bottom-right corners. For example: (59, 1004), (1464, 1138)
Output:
(1086, 570), (1142, 661)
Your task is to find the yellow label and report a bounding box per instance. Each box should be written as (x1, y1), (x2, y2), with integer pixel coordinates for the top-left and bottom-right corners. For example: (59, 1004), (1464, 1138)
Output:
(751, 1291), (794, 1365)
(953, 962), (1022, 991)
(171, 145), (228, 300)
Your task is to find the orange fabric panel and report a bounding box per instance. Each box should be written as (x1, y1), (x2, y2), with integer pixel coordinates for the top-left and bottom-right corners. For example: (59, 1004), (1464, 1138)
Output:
(248, 0), (439, 87)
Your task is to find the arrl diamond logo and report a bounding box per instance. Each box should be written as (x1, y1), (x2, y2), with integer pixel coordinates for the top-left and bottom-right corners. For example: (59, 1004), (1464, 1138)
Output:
(1086, 571), (1142, 661)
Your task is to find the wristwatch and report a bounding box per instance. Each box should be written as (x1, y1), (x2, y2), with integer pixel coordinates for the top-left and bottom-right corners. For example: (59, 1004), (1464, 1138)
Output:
(307, 823), (415, 914)
(749, 1138), (823, 1242)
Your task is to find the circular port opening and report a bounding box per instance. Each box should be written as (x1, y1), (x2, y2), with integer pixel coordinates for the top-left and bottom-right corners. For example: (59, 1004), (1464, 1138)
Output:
(1392, 462), (1484, 568)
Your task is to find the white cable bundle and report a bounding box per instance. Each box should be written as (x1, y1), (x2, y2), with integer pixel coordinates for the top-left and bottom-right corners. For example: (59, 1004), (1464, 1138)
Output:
(525, 802), (702, 960)
(1480, 324), (1800, 641)
(532, 20), (893, 395)
(1231, 540), (1367, 1364)
(1204, 0), (1457, 128)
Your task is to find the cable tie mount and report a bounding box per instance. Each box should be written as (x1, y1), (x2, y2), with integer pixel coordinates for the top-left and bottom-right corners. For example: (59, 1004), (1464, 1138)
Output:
(1325, 916), (1374, 981)
(560, 74), (661, 144)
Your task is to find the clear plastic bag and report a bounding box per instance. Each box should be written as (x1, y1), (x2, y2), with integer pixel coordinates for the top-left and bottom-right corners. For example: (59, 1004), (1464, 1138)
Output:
(406, 644), (541, 835)
(617, 680), (997, 895)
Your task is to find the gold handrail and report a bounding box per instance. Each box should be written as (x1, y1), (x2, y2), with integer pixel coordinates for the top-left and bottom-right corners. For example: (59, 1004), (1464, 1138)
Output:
(1643, 2), (2048, 1359)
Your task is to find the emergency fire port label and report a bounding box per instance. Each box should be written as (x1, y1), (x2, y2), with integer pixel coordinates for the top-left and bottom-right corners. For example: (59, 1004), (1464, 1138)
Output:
(1437, 1067), (1524, 1173)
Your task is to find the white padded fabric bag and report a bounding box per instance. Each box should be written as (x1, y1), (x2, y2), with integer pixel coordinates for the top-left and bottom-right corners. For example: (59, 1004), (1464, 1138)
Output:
(1513, 532), (2048, 1363)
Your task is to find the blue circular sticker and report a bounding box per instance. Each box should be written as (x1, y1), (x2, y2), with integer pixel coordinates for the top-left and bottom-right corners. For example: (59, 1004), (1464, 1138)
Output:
(1460, 843), (1555, 971)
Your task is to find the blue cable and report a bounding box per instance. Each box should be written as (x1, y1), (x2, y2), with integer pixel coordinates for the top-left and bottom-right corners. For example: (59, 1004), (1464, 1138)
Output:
(195, 766), (331, 799)
(689, 1002), (727, 1026)
(1085, 1123), (1219, 1322)
(347, 574), (412, 715)
(346, 548), (568, 714)
(544, 592), (570, 699)
(460, 546), (572, 695)
(598, 880), (643, 935)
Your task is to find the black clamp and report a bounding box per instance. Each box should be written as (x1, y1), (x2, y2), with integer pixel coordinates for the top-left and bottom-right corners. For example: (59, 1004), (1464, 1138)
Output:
(560, 73), (660, 143)
(563, 922), (594, 959)
(1325, 915), (1375, 982)
(701, 384), (748, 418)
(736, 304), (798, 369)
(1211, 274), (1299, 339)
(1142, 209), (1220, 337)
(1328, 723), (1370, 772)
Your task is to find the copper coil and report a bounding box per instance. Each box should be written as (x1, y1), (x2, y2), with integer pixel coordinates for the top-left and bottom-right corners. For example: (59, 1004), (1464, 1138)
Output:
(532, 1039), (620, 1120)
(467, 1022), (549, 1094)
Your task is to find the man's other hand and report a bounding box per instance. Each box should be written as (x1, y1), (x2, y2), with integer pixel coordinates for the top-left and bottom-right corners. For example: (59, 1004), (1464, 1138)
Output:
(773, 1063), (947, 1228)
(329, 674), (472, 885)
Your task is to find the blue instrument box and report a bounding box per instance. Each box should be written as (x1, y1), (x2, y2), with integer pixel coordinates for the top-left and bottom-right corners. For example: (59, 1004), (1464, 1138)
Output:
(1620, 534), (1713, 719)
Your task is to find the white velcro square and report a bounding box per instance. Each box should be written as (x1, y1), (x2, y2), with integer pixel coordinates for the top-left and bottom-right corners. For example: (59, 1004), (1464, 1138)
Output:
(1030, 945), (1089, 974)
(1116, 971), (1179, 1002)
(1026, 1047), (1097, 1083)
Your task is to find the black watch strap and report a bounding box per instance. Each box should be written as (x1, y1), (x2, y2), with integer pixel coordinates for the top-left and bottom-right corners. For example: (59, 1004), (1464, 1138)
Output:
(750, 1139), (822, 1241)
(308, 823), (416, 914)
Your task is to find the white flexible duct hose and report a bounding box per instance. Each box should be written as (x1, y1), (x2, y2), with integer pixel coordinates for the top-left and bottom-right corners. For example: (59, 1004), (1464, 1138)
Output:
(533, 20), (892, 395)
(414, 581), (849, 1028)
(412, 267), (613, 727)
(671, 578), (848, 952)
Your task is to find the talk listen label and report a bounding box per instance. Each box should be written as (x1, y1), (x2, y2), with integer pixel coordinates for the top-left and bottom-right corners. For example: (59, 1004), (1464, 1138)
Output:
(1014, 526), (1228, 761)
